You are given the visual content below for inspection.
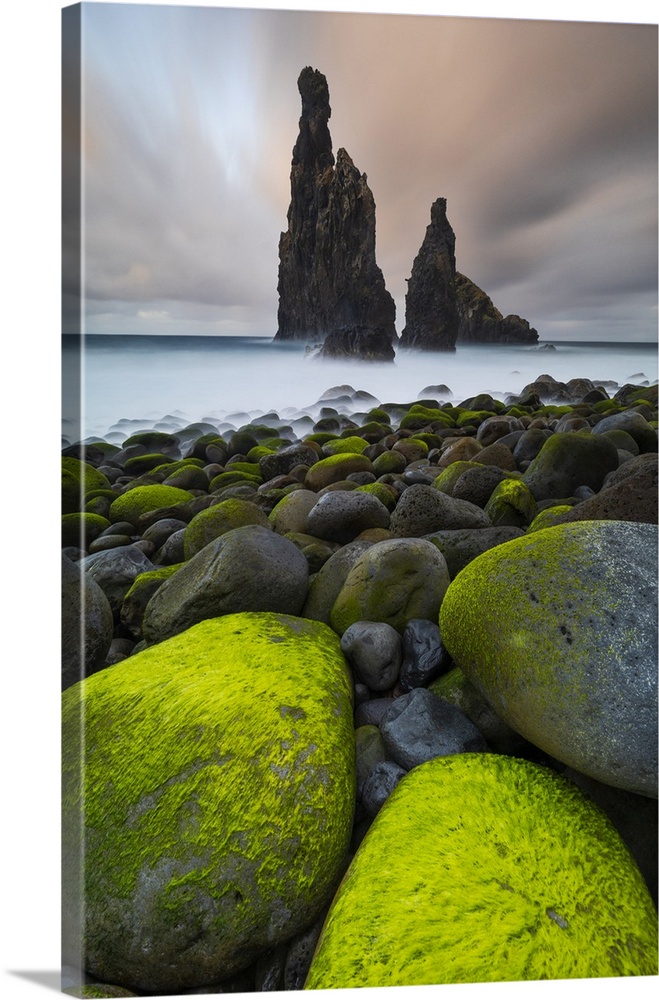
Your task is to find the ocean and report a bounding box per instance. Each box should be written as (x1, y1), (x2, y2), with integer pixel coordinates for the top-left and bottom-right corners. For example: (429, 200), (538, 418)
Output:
(62, 334), (658, 446)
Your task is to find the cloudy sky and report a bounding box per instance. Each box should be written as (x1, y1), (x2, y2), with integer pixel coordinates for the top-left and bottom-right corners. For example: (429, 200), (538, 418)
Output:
(64, 0), (657, 342)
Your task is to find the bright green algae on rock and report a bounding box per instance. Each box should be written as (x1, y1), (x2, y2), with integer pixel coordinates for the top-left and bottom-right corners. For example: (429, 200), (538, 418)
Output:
(109, 485), (194, 526)
(184, 498), (271, 559)
(439, 520), (658, 795)
(62, 612), (355, 994)
(304, 754), (658, 989)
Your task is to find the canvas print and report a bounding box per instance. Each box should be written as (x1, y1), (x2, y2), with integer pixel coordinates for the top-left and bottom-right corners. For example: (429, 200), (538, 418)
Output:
(61, 2), (658, 997)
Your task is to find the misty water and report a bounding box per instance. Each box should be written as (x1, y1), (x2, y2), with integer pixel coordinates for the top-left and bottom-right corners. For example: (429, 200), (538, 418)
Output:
(62, 334), (658, 446)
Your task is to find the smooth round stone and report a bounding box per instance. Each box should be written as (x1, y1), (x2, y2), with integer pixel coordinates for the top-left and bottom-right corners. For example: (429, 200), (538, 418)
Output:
(389, 484), (491, 536)
(451, 465), (509, 509)
(330, 538), (451, 635)
(361, 761), (407, 817)
(439, 520), (658, 796)
(307, 490), (390, 544)
(301, 540), (376, 625)
(340, 621), (402, 690)
(522, 432), (618, 501)
(268, 489), (318, 535)
(591, 410), (657, 452)
(62, 613), (355, 994)
(380, 687), (486, 769)
(184, 498), (270, 559)
(399, 618), (451, 691)
(425, 526), (524, 579)
(304, 755), (658, 988)
(142, 525), (309, 644)
(141, 517), (188, 548)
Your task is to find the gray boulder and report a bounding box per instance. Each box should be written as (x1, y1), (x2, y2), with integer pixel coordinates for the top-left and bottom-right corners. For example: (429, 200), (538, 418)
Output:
(440, 520), (658, 796)
(340, 621), (402, 691)
(389, 483), (491, 536)
(80, 545), (155, 617)
(307, 490), (390, 544)
(142, 525), (309, 644)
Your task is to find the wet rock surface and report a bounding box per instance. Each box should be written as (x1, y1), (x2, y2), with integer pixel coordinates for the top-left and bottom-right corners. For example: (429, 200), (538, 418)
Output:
(62, 373), (658, 994)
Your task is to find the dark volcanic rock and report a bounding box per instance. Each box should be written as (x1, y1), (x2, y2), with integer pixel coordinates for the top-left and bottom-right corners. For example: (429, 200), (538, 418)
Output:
(455, 273), (539, 344)
(275, 67), (396, 344)
(400, 198), (459, 351)
(319, 325), (395, 362)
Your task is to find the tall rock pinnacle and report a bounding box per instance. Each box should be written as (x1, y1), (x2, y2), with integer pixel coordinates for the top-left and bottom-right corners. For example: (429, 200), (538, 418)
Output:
(274, 67), (397, 344)
(400, 198), (459, 352)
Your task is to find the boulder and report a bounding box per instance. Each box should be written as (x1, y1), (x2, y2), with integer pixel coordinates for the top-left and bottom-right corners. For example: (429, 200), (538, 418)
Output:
(380, 687), (486, 769)
(108, 485), (194, 527)
(425, 526), (525, 578)
(184, 498), (271, 559)
(330, 537), (450, 635)
(439, 521), (658, 796)
(306, 490), (390, 544)
(340, 621), (402, 691)
(389, 483), (491, 536)
(304, 755), (658, 988)
(62, 613), (355, 993)
(301, 539), (375, 624)
(142, 525), (309, 644)
(522, 432), (619, 501)
(80, 545), (155, 617)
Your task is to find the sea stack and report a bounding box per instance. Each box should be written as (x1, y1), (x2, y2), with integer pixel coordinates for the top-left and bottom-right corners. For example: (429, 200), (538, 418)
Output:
(400, 198), (459, 352)
(455, 272), (539, 344)
(274, 67), (397, 346)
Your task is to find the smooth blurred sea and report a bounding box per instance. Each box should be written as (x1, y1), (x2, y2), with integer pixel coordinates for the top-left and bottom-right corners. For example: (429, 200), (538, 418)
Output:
(62, 334), (658, 446)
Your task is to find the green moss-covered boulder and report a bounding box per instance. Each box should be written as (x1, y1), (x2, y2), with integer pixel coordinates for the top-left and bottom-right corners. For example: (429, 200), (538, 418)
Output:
(62, 457), (112, 514)
(62, 512), (111, 549)
(123, 452), (174, 475)
(371, 450), (408, 476)
(184, 499), (271, 559)
(108, 485), (194, 527)
(304, 754), (657, 988)
(522, 432), (619, 501)
(119, 563), (182, 639)
(304, 453), (374, 492)
(162, 464), (210, 491)
(526, 505), (574, 533)
(62, 613), (355, 993)
(330, 538), (451, 635)
(209, 470), (262, 491)
(322, 435), (369, 455)
(432, 460), (484, 496)
(483, 477), (538, 527)
(439, 521), (658, 796)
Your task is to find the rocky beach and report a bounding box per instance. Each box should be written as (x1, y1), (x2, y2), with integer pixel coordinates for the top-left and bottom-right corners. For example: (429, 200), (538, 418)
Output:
(61, 371), (658, 996)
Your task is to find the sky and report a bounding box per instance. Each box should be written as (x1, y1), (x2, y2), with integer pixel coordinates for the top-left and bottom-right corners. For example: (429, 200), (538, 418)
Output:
(62, 0), (658, 342)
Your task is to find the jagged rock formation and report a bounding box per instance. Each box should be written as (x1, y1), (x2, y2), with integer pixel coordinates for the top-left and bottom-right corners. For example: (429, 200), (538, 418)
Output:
(274, 67), (397, 345)
(455, 272), (539, 344)
(399, 198), (459, 352)
(318, 325), (395, 362)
